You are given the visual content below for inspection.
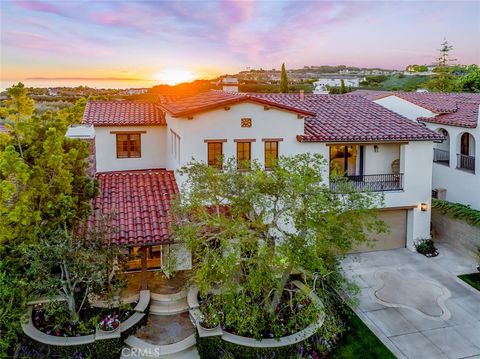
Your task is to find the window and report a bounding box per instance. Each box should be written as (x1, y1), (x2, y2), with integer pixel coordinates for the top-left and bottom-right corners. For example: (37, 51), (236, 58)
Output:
(116, 133), (141, 158)
(237, 142), (251, 169)
(264, 141), (278, 169)
(208, 142), (223, 169)
(170, 130), (180, 163)
(329, 145), (362, 176)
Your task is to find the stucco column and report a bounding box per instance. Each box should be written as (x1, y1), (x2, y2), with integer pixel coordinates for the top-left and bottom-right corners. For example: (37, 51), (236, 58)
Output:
(140, 247), (148, 290)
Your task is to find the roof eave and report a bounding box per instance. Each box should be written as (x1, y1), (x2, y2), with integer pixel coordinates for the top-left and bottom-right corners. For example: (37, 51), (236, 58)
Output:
(162, 97), (315, 118)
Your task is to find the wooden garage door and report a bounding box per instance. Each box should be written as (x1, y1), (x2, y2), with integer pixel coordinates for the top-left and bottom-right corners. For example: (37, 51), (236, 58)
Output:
(354, 210), (407, 253)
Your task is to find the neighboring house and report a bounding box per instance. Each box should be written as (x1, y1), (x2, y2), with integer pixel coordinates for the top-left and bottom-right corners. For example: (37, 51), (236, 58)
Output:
(68, 91), (443, 286)
(314, 75), (365, 91)
(221, 77), (239, 93)
(352, 90), (480, 210)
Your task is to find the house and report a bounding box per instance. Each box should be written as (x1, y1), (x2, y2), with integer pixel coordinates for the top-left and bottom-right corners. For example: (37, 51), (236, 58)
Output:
(351, 90), (480, 210)
(313, 75), (365, 92)
(221, 77), (239, 93)
(68, 90), (443, 287)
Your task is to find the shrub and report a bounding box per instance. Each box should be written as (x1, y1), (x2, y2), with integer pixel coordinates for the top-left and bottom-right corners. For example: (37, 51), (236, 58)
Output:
(415, 239), (438, 257)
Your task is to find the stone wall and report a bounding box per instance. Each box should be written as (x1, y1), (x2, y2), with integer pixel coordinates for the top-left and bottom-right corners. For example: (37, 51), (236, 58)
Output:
(432, 208), (480, 259)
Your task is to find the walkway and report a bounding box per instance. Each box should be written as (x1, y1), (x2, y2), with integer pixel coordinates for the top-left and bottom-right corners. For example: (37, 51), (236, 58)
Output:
(342, 243), (480, 359)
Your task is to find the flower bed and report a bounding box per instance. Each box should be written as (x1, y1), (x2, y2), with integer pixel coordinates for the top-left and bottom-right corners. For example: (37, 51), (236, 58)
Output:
(32, 302), (136, 337)
(21, 291), (150, 358)
(191, 281), (326, 358)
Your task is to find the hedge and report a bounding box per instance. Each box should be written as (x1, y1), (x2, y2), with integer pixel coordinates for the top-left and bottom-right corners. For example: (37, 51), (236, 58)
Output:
(195, 332), (314, 359)
(432, 199), (480, 227)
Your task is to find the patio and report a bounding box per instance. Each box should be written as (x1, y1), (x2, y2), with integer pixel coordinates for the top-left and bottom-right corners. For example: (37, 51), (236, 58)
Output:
(342, 242), (480, 359)
(121, 270), (190, 298)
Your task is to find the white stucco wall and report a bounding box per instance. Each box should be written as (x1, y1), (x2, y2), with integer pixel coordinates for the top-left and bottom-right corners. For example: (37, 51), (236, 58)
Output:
(380, 141), (435, 248)
(375, 95), (437, 120)
(165, 102), (312, 187)
(363, 143), (400, 175)
(425, 123), (480, 209)
(94, 126), (167, 172)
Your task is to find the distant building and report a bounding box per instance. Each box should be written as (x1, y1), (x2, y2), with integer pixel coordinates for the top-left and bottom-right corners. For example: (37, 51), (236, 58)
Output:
(222, 77), (239, 93)
(120, 88), (148, 95)
(313, 75), (365, 91)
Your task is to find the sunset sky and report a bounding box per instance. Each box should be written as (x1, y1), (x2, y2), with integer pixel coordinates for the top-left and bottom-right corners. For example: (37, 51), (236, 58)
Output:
(1, 0), (479, 86)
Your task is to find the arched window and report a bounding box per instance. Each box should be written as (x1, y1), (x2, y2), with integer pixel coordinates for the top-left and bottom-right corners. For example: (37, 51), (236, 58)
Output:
(433, 128), (450, 165)
(457, 133), (476, 173)
(460, 133), (472, 156)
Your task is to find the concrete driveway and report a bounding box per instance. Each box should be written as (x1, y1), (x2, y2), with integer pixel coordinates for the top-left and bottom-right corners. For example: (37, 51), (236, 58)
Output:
(342, 243), (480, 359)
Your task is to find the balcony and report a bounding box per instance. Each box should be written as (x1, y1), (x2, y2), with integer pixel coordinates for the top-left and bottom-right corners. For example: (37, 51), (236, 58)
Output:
(330, 173), (404, 193)
(433, 148), (450, 166)
(456, 154), (475, 173)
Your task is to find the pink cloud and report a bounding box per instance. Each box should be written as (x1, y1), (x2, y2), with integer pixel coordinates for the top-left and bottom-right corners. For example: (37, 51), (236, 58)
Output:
(3, 31), (113, 57)
(14, 0), (73, 17)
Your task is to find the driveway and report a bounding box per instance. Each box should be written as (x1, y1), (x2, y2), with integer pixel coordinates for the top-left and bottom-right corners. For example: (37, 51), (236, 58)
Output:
(342, 243), (480, 359)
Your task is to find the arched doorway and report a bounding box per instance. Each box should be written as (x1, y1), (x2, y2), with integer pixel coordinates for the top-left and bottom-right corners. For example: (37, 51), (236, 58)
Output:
(457, 133), (476, 172)
(433, 128), (450, 165)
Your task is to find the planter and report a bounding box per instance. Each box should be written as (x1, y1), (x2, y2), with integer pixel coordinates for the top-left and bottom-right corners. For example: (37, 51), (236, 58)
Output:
(199, 322), (221, 332)
(97, 326), (119, 334)
(191, 280), (325, 354)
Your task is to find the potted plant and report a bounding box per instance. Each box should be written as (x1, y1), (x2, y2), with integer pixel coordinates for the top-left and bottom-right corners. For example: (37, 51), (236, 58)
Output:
(97, 313), (120, 333)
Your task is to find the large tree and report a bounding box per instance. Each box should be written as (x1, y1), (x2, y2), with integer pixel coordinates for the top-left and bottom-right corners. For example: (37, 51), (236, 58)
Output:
(280, 63), (289, 93)
(0, 83), (96, 356)
(172, 155), (385, 338)
(426, 39), (458, 92)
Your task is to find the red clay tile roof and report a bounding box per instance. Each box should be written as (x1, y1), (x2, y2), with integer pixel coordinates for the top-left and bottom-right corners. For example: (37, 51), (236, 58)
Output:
(347, 90), (393, 101)
(159, 90), (315, 117)
(418, 101), (479, 128)
(82, 101), (166, 126)
(351, 91), (480, 129)
(245, 93), (444, 142)
(86, 169), (178, 246)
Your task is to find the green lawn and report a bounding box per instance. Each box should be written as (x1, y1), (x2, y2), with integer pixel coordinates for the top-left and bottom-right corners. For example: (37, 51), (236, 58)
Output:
(458, 272), (480, 292)
(379, 75), (429, 91)
(331, 310), (395, 359)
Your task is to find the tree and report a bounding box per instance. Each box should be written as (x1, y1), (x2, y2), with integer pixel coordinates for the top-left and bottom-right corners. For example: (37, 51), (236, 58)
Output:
(172, 155), (385, 338)
(456, 65), (480, 92)
(280, 63), (289, 93)
(25, 217), (125, 323)
(0, 84), (96, 356)
(340, 79), (346, 94)
(426, 39), (458, 92)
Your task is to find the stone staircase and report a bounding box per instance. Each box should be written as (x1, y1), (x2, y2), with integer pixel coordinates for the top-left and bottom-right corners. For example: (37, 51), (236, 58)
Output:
(122, 290), (199, 359)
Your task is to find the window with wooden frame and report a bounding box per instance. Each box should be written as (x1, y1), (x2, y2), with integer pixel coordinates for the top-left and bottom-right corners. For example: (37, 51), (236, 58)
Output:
(116, 133), (141, 158)
(207, 142), (223, 169)
(237, 142), (251, 169)
(264, 141), (279, 169)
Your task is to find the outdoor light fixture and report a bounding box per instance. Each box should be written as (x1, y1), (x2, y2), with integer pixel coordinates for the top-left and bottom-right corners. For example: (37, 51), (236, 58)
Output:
(420, 203), (428, 212)
(374, 145), (379, 152)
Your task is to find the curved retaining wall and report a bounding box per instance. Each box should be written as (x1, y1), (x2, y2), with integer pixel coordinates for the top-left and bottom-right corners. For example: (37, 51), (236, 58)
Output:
(22, 290), (150, 347)
(188, 280), (325, 349)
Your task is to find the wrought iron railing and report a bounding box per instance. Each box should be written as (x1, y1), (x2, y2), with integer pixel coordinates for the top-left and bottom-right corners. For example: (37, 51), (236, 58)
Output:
(456, 154), (475, 173)
(433, 148), (450, 165)
(330, 173), (404, 193)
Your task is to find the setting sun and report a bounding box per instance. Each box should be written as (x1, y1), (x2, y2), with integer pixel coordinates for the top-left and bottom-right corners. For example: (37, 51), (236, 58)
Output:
(153, 69), (196, 85)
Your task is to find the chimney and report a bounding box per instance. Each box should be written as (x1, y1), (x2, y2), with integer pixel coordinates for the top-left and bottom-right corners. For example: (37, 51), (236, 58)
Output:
(299, 90), (305, 100)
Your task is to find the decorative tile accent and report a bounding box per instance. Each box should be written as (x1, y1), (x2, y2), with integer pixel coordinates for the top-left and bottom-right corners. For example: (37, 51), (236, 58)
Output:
(241, 118), (252, 128)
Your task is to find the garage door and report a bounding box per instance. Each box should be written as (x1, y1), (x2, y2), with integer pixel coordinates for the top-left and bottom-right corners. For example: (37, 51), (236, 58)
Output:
(353, 209), (407, 253)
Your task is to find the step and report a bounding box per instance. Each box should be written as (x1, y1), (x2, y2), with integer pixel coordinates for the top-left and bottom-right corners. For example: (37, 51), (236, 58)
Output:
(123, 334), (198, 358)
(151, 289), (187, 303)
(149, 297), (189, 315)
(120, 346), (200, 359)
